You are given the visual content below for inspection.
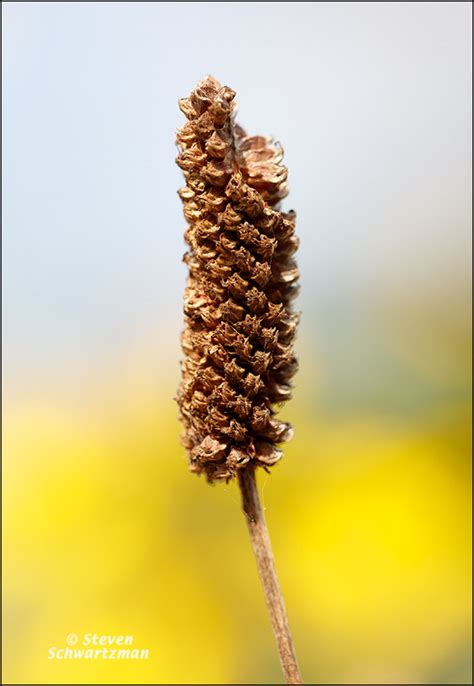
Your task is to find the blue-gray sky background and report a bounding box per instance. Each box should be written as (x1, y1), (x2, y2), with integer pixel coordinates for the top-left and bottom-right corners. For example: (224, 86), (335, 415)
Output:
(3, 1), (471, 411)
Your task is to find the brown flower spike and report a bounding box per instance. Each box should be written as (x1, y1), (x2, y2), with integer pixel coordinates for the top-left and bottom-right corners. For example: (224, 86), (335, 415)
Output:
(175, 77), (303, 684)
(176, 75), (299, 482)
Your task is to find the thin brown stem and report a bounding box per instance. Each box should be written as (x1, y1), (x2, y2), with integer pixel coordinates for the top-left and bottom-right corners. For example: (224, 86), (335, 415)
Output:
(237, 467), (303, 684)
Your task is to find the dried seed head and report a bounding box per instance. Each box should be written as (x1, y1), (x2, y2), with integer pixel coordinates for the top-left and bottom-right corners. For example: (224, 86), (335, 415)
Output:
(176, 75), (299, 482)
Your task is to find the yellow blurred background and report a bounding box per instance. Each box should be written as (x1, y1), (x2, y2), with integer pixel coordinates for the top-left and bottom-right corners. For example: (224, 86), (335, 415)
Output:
(3, 289), (471, 684)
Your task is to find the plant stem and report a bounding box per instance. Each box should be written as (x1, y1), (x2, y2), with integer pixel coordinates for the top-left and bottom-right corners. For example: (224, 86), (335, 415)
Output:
(237, 467), (303, 684)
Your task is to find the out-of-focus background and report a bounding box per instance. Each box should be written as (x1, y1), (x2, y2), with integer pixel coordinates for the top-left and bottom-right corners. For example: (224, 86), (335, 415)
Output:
(2, 2), (471, 684)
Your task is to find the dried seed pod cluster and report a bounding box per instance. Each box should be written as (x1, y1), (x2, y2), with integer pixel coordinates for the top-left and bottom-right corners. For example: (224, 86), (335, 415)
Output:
(176, 75), (299, 482)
